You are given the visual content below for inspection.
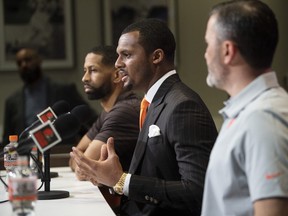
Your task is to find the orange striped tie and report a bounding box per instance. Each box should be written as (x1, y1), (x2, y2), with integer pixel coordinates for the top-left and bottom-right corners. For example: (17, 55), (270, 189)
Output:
(139, 98), (150, 129)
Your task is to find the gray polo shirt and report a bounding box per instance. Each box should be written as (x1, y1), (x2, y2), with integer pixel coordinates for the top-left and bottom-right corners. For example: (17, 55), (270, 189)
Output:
(201, 72), (288, 216)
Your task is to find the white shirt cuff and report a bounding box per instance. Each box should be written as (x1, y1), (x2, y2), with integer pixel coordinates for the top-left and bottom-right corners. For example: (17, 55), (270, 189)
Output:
(123, 173), (131, 196)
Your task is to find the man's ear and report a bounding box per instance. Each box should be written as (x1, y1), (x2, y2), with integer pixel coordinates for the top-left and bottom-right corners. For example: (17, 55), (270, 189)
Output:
(152, 49), (164, 64)
(223, 40), (237, 65)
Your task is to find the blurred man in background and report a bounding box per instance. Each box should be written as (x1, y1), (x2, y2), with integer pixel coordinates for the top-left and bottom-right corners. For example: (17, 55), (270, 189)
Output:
(2, 47), (97, 148)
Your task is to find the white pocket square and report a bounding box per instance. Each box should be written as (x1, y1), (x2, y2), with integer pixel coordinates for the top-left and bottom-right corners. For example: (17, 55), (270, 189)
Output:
(148, 125), (161, 138)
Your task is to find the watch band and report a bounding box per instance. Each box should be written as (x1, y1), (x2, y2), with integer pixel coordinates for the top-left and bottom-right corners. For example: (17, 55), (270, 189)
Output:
(113, 173), (127, 195)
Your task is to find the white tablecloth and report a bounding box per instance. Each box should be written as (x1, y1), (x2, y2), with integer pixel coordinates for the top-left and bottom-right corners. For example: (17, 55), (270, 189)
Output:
(0, 167), (115, 216)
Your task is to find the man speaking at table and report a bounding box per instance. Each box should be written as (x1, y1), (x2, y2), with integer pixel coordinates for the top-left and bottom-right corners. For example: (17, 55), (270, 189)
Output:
(71, 19), (218, 215)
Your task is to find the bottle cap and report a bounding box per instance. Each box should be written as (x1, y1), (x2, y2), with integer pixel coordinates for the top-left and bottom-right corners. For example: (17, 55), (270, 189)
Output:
(9, 135), (18, 142)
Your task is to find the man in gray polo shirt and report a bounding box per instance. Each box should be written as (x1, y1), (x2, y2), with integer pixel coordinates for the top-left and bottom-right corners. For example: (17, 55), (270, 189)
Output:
(202, 0), (288, 215)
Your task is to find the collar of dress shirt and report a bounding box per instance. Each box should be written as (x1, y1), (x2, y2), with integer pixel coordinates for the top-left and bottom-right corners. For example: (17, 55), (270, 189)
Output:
(144, 70), (176, 103)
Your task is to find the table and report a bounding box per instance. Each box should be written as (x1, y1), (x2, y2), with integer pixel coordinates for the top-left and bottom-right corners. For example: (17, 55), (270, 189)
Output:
(0, 167), (115, 216)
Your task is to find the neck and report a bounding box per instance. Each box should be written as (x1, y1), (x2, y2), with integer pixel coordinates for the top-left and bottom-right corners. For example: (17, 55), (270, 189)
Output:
(145, 64), (175, 93)
(101, 86), (125, 112)
(226, 66), (271, 97)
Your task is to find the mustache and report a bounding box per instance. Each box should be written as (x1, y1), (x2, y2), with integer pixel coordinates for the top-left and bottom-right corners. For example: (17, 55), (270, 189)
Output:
(83, 83), (93, 88)
(118, 69), (127, 76)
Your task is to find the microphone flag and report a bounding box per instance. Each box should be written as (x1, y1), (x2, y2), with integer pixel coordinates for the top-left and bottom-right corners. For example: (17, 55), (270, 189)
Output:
(30, 121), (61, 153)
(37, 107), (57, 124)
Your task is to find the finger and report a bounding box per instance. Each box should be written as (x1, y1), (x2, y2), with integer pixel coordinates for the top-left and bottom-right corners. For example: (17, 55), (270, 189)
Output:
(99, 144), (108, 161)
(106, 137), (116, 157)
(71, 148), (93, 173)
(75, 164), (87, 176)
(76, 173), (87, 181)
(70, 147), (82, 162)
(71, 147), (103, 183)
(71, 147), (89, 166)
(90, 178), (101, 186)
(75, 167), (88, 181)
(71, 147), (85, 159)
(70, 150), (83, 167)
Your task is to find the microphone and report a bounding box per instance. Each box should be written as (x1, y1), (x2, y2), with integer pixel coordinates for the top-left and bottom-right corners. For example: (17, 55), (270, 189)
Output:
(37, 104), (93, 200)
(19, 100), (70, 140)
(0, 104), (92, 157)
(17, 104), (93, 155)
(0, 104), (94, 200)
(16, 113), (81, 155)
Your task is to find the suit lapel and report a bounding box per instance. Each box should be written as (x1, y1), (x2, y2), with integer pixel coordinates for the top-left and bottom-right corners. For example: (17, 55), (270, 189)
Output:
(129, 102), (166, 173)
(129, 74), (180, 174)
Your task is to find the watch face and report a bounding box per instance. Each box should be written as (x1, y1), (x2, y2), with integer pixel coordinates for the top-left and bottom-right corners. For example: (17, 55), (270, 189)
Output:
(113, 186), (123, 195)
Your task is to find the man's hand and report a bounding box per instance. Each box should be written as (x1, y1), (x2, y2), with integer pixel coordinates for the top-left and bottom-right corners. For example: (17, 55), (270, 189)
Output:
(70, 137), (124, 187)
(75, 166), (89, 181)
(74, 144), (109, 184)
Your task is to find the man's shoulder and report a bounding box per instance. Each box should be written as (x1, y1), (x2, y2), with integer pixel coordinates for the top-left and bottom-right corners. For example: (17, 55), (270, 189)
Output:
(167, 80), (202, 101)
(158, 74), (201, 100)
(116, 91), (141, 106)
(109, 92), (140, 116)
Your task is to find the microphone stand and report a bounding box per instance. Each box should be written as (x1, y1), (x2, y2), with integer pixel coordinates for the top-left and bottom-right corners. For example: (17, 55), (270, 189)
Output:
(38, 149), (70, 200)
(20, 132), (59, 178)
(43, 147), (59, 179)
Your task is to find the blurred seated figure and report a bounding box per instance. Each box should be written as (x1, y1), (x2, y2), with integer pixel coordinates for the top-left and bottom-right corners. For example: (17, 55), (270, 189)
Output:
(2, 47), (98, 149)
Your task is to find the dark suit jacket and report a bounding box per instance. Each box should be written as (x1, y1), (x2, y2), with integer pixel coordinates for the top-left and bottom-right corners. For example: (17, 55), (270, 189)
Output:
(120, 74), (218, 216)
(2, 78), (97, 146)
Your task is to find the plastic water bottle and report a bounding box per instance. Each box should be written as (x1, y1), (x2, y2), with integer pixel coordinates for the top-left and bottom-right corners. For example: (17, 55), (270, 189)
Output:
(0, 170), (7, 200)
(4, 135), (19, 181)
(30, 145), (42, 178)
(8, 155), (37, 216)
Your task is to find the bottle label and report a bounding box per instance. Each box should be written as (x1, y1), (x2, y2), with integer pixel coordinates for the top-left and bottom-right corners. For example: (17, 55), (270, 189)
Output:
(4, 152), (18, 167)
(8, 177), (37, 201)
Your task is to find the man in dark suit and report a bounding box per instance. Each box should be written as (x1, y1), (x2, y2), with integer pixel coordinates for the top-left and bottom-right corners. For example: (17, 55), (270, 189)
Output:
(71, 19), (218, 215)
(2, 48), (97, 147)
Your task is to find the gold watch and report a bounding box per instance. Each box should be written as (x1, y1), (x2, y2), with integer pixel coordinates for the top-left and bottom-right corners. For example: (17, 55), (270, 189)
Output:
(113, 173), (127, 195)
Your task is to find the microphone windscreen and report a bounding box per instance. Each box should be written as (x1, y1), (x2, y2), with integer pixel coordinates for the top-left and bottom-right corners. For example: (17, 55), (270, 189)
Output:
(52, 100), (70, 116)
(70, 104), (93, 123)
(53, 113), (81, 140)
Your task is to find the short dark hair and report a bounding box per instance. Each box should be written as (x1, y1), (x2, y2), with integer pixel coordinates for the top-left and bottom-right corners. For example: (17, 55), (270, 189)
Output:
(210, 0), (278, 69)
(88, 45), (118, 67)
(121, 18), (176, 63)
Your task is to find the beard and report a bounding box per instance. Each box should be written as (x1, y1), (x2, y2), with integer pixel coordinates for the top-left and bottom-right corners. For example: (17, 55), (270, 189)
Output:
(206, 72), (215, 88)
(20, 66), (42, 85)
(122, 77), (133, 91)
(85, 82), (112, 100)
(206, 65), (227, 90)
